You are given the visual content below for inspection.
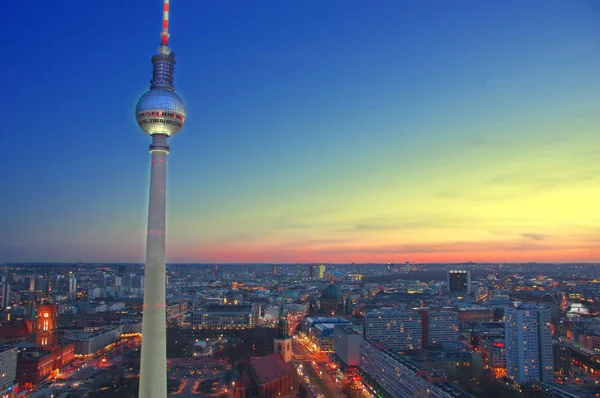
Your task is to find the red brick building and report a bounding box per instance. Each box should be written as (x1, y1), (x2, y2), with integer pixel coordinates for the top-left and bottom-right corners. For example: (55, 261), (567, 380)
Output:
(232, 353), (298, 398)
(16, 344), (75, 388)
(16, 303), (75, 388)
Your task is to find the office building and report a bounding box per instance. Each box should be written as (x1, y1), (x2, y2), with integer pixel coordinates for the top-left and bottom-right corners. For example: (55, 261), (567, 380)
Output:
(363, 309), (422, 350)
(333, 325), (361, 367)
(193, 304), (255, 331)
(68, 272), (77, 299)
(1, 284), (9, 309)
(505, 304), (553, 384)
(0, 346), (17, 393)
(359, 341), (461, 398)
(66, 326), (122, 356)
(448, 270), (470, 293)
(318, 264), (326, 279)
(424, 311), (459, 346)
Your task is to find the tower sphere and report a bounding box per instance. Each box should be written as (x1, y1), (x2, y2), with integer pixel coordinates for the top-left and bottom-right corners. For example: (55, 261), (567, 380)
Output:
(136, 89), (186, 137)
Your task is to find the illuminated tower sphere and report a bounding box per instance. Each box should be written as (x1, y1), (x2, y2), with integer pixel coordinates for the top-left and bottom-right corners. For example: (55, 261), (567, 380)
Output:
(136, 1), (186, 397)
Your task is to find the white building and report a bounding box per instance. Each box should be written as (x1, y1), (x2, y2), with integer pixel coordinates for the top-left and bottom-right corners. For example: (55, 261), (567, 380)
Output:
(0, 346), (17, 391)
(428, 311), (459, 346)
(68, 326), (122, 355)
(68, 272), (77, 299)
(363, 309), (422, 350)
(333, 325), (361, 367)
(505, 304), (553, 384)
(360, 340), (457, 398)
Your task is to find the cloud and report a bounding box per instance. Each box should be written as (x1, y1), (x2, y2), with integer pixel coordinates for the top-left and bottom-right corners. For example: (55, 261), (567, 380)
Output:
(520, 233), (546, 241)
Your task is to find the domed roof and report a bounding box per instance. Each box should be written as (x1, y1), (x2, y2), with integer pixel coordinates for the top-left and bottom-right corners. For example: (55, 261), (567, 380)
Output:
(224, 290), (237, 304)
(136, 88), (186, 136)
(321, 284), (342, 301)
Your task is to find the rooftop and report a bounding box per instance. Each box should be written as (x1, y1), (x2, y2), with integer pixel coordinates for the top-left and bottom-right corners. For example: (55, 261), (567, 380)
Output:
(250, 353), (295, 385)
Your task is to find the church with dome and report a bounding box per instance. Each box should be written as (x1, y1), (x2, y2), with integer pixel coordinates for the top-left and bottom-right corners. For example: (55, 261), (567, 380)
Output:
(320, 283), (345, 315)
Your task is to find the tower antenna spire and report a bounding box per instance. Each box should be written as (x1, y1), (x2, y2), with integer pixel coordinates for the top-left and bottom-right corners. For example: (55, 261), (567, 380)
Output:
(160, 0), (171, 53)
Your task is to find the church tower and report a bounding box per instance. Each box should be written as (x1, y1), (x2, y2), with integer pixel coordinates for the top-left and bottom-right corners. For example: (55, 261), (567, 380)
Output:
(273, 298), (292, 363)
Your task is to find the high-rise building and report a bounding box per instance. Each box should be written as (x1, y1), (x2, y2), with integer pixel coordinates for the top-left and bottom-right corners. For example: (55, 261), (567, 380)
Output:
(68, 272), (77, 299)
(505, 304), (554, 385)
(135, 1), (187, 396)
(0, 346), (18, 394)
(1, 284), (10, 309)
(309, 264), (315, 279)
(363, 309), (422, 350)
(360, 341), (457, 398)
(333, 325), (361, 367)
(272, 265), (278, 275)
(447, 270), (471, 293)
(318, 264), (326, 279)
(423, 310), (459, 346)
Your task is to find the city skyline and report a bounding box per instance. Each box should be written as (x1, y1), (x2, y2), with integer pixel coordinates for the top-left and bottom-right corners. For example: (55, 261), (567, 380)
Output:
(4, 0), (600, 263)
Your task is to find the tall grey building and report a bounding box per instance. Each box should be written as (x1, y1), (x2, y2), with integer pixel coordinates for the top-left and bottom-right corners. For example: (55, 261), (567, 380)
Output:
(505, 304), (553, 384)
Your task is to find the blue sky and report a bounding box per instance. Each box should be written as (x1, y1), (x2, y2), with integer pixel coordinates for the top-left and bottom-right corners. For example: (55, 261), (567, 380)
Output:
(3, 0), (600, 263)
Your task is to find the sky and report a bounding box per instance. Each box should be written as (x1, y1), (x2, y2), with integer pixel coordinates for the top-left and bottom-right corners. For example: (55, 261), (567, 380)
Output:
(3, 0), (600, 264)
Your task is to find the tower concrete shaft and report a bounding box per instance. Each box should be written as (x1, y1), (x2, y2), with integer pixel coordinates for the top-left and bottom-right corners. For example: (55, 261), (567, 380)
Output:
(139, 134), (169, 398)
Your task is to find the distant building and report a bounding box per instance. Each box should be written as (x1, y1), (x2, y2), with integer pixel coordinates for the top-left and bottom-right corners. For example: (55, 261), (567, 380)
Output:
(65, 326), (122, 356)
(36, 304), (59, 349)
(480, 338), (507, 378)
(0, 346), (17, 394)
(193, 303), (255, 331)
(68, 273), (77, 299)
(363, 309), (422, 350)
(553, 342), (573, 379)
(333, 325), (361, 368)
(359, 340), (465, 398)
(447, 270), (470, 293)
(457, 306), (493, 323)
(1, 284), (10, 309)
(16, 344), (75, 388)
(424, 311), (459, 346)
(318, 264), (326, 279)
(232, 305), (298, 398)
(505, 304), (553, 384)
(320, 284), (344, 315)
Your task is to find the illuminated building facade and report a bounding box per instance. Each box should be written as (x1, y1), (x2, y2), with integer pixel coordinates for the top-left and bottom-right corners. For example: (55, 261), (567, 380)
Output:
(363, 309), (422, 351)
(359, 341), (456, 398)
(0, 346), (17, 396)
(16, 345), (75, 388)
(505, 304), (553, 385)
(447, 270), (470, 293)
(480, 338), (506, 378)
(427, 311), (459, 346)
(193, 304), (255, 330)
(36, 304), (59, 349)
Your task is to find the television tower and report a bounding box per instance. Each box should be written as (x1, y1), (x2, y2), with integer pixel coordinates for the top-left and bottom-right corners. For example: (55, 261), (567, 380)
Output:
(135, 1), (186, 397)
